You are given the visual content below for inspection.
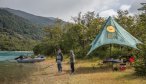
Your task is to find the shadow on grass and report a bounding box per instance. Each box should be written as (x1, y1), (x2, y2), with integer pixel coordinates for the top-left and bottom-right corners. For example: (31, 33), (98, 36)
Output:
(64, 66), (113, 75)
(32, 71), (67, 78)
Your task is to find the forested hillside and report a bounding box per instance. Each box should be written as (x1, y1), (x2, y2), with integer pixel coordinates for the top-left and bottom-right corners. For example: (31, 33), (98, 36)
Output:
(0, 8), (67, 51)
(0, 8), (43, 50)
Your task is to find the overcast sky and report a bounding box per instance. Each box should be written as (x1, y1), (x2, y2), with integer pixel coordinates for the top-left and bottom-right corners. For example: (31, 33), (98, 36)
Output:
(0, 0), (145, 21)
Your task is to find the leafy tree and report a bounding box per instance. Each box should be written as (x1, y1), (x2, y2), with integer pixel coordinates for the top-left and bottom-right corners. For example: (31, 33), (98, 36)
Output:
(134, 13), (146, 76)
(138, 3), (146, 14)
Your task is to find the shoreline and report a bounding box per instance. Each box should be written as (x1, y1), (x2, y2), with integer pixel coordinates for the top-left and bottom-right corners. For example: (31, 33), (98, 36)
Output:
(0, 51), (33, 52)
(0, 51), (34, 61)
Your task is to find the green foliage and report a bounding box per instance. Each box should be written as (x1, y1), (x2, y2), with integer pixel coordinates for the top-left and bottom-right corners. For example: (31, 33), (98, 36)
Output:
(134, 43), (146, 76)
(34, 12), (105, 57)
(0, 8), (43, 39)
(0, 8), (41, 50)
(0, 32), (38, 51)
(134, 60), (146, 76)
(134, 45), (146, 76)
(132, 13), (146, 76)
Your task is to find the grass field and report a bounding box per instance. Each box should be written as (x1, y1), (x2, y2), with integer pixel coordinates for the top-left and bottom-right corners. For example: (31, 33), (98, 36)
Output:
(0, 58), (146, 84)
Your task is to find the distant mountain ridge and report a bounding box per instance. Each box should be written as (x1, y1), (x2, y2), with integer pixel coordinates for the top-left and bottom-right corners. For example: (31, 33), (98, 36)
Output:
(0, 8), (43, 39)
(4, 8), (58, 26)
(0, 8), (43, 50)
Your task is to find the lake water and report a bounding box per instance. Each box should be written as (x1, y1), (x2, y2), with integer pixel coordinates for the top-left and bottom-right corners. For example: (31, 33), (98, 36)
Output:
(0, 51), (33, 61)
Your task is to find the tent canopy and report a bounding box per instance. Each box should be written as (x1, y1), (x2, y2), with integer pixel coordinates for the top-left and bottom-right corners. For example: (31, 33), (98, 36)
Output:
(87, 16), (142, 55)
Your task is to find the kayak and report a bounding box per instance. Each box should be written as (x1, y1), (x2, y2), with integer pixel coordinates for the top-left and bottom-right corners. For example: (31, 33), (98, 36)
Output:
(17, 57), (46, 63)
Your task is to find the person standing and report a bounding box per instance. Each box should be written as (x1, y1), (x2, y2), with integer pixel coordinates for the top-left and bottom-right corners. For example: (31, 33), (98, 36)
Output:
(70, 50), (75, 73)
(56, 49), (63, 72)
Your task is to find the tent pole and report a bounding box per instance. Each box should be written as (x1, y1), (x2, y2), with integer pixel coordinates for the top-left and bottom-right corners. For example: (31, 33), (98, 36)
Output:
(110, 44), (112, 57)
(110, 44), (113, 69)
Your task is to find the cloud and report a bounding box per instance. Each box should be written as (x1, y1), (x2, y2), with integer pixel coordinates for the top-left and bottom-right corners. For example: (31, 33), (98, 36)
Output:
(120, 5), (131, 10)
(99, 9), (117, 17)
(116, 0), (146, 13)
(0, 0), (95, 21)
(0, 0), (145, 21)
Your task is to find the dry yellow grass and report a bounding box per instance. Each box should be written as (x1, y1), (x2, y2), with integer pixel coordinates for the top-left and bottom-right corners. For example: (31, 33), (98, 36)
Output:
(0, 59), (146, 84)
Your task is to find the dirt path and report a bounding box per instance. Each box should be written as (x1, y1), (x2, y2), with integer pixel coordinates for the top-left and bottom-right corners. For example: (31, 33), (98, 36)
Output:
(23, 59), (72, 84)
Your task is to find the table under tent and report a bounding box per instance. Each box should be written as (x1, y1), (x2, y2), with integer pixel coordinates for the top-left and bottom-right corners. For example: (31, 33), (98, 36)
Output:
(87, 16), (142, 71)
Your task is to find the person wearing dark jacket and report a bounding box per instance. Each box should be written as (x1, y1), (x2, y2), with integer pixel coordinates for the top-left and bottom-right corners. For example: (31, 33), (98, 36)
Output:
(56, 49), (63, 72)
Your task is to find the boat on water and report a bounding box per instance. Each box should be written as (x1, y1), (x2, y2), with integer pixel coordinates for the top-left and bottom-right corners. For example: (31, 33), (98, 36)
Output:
(15, 55), (46, 63)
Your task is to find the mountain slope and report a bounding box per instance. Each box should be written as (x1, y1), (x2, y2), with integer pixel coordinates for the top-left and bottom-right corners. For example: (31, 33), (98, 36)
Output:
(0, 8), (43, 50)
(4, 8), (57, 26)
(0, 8), (44, 39)
(0, 8), (67, 50)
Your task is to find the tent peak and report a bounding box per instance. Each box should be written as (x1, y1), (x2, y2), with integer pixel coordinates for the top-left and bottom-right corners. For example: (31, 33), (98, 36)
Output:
(108, 16), (114, 20)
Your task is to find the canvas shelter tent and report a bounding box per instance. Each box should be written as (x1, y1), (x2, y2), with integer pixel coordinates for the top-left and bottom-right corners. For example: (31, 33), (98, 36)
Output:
(87, 16), (142, 55)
